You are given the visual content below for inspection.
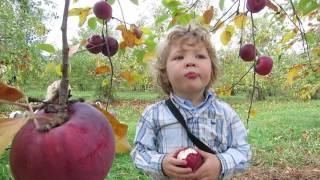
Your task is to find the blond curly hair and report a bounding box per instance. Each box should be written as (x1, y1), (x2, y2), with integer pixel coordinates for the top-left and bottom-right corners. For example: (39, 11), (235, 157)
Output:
(154, 24), (219, 95)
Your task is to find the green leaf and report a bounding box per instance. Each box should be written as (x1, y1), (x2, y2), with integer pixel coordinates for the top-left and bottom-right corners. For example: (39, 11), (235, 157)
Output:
(132, 49), (145, 64)
(107, 0), (116, 5)
(130, 0), (139, 5)
(176, 14), (192, 25)
(88, 17), (97, 30)
(219, 0), (225, 10)
(305, 32), (317, 45)
(297, 0), (319, 15)
(140, 27), (153, 35)
(155, 15), (169, 25)
(36, 43), (56, 54)
(162, 0), (181, 10)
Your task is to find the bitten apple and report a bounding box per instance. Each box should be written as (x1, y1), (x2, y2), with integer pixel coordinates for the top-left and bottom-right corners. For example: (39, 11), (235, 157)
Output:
(176, 148), (203, 172)
(255, 56), (273, 75)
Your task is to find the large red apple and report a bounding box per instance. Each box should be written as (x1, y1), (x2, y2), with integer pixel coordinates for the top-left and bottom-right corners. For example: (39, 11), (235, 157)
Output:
(255, 56), (273, 75)
(246, 0), (267, 13)
(10, 102), (115, 180)
(239, 43), (257, 61)
(93, 1), (112, 20)
(176, 148), (203, 172)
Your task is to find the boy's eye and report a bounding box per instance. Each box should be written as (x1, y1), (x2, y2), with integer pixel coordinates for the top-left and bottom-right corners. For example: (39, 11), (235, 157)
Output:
(173, 55), (184, 60)
(196, 54), (207, 59)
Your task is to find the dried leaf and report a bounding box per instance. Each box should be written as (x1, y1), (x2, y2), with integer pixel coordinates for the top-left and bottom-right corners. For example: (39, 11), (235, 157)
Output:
(116, 25), (144, 49)
(249, 108), (257, 118)
(0, 83), (24, 102)
(203, 6), (214, 24)
(311, 47), (320, 57)
(120, 71), (136, 84)
(94, 106), (132, 153)
(95, 65), (111, 75)
(0, 118), (28, 156)
(215, 85), (232, 96)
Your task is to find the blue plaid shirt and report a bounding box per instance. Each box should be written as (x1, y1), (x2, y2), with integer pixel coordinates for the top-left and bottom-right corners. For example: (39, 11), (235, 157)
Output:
(131, 92), (251, 179)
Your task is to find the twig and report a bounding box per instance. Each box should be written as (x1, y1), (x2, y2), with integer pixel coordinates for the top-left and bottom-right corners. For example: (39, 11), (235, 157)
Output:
(211, 0), (239, 32)
(59, 0), (70, 108)
(117, 0), (127, 30)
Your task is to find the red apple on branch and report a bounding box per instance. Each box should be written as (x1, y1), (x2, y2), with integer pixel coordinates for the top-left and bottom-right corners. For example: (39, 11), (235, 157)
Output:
(255, 56), (273, 75)
(239, 43), (257, 61)
(93, 1), (112, 20)
(10, 102), (115, 180)
(246, 0), (267, 13)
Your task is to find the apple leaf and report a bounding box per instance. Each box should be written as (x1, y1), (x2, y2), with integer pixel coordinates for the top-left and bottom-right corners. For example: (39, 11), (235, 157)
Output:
(0, 118), (28, 156)
(155, 15), (169, 25)
(219, 0), (225, 10)
(55, 64), (63, 77)
(36, 43), (56, 54)
(220, 25), (234, 45)
(215, 84), (232, 96)
(287, 64), (305, 85)
(234, 13), (247, 29)
(88, 17), (97, 30)
(130, 0), (139, 5)
(311, 47), (320, 57)
(94, 106), (132, 153)
(281, 30), (297, 43)
(0, 83), (24, 102)
(162, 0), (181, 10)
(68, 7), (92, 26)
(95, 65), (111, 75)
(107, 0), (116, 5)
(72, 0), (79, 3)
(143, 50), (156, 62)
(120, 71), (136, 84)
(203, 6), (214, 24)
(116, 25), (144, 49)
(249, 108), (257, 118)
(296, 0), (319, 16)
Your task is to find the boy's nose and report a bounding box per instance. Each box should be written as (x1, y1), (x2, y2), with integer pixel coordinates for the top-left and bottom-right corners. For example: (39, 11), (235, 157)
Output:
(186, 62), (196, 67)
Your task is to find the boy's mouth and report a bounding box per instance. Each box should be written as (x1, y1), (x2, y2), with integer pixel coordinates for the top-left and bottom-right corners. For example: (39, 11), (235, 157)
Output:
(184, 72), (199, 79)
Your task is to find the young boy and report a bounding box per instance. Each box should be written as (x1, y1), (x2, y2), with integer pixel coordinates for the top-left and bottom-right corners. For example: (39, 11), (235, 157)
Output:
(131, 24), (251, 179)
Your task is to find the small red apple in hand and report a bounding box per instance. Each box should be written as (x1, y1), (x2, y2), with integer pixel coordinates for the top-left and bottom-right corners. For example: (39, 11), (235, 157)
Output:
(176, 148), (203, 172)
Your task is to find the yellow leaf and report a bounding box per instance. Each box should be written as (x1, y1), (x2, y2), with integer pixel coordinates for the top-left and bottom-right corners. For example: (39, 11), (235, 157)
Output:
(311, 47), (320, 57)
(120, 71), (136, 84)
(93, 106), (132, 153)
(73, 0), (79, 3)
(249, 108), (257, 118)
(212, 21), (224, 32)
(203, 6), (214, 24)
(55, 64), (62, 77)
(0, 83), (24, 102)
(117, 25), (143, 48)
(234, 13), (247, 29)
(281, 30), (297, 43)
(143, 51), (156, 62)
(95, 65), (111, 75)
(215, 85), (232, 96)
(287, 64), (304, 85)
(0, 118), (28, 156)
(220, 30), (232, 45)
(68, 7), (92, 27)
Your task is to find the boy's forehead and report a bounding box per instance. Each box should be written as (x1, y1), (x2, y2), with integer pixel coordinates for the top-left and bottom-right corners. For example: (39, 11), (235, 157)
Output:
(170, 38), (206, 51)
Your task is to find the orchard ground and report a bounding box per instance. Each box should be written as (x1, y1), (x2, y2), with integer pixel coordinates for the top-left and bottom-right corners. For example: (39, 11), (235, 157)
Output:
(1, 91), (320, 179)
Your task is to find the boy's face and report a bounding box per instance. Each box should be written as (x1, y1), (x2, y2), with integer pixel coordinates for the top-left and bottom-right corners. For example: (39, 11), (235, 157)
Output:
(166, 38), (212, 96)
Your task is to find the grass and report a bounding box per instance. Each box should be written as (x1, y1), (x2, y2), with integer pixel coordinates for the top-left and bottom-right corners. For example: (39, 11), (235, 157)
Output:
(1, 91), (319, 179)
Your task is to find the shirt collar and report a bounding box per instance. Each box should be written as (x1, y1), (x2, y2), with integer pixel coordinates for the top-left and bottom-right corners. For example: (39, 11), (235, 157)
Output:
(170, 91), (214, 111)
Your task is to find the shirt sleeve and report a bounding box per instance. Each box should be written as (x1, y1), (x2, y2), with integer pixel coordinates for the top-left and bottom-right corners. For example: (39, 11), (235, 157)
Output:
(130, 107), (166, 177)
(216, 109), (252, 178)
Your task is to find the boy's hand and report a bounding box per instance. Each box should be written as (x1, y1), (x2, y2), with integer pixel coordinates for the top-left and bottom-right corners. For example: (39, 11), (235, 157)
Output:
(162, 148), (194, 179)
(193, 149), (221, 180)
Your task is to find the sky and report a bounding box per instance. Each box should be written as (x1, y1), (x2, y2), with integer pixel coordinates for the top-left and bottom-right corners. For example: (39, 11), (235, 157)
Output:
(45, 0), (155, 49)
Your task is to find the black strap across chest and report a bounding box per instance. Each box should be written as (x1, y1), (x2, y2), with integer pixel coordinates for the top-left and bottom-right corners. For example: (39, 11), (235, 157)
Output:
(165, 99), (216, 154)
